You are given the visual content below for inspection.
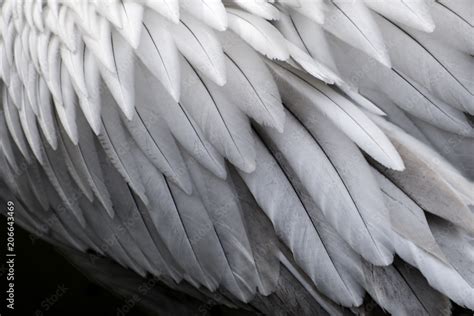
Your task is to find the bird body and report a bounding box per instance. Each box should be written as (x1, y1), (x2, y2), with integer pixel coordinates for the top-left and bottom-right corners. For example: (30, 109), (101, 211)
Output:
(0, 0), (473, 314)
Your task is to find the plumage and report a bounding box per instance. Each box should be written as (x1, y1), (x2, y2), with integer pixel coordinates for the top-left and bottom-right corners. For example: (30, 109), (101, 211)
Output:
(324, 0), (391, 67)
(0, 0), (473, 314)
(226, 8), (289, 60)
(370, 115), (474, 233)
(171, 12), (226, 86)
(267, 62), (405, 171)
(137, 10), (181, 101)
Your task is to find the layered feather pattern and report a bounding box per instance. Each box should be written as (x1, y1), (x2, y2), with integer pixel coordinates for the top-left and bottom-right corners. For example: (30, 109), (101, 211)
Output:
(0, 0), (473, 314)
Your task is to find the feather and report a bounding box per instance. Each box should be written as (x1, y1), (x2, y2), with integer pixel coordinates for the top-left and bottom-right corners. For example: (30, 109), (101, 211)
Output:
(27, 30), (41, 75)
(369, 115), (474, 233)
(368, 96), (431, 145)
(285, 40), (336, 83)
(287, 0), (325, 25)
(54, 65), (78, 145)
(98, 30), (135, 120)
(428, 215), (474, 288)
(131, 191), (185, 283)
(36, 76), (58, 149)
(330, 38), (473, 136)
(288, 98), (397, 261)
(228, 166), (280, 296)
(185, 156), (260, 301)
(0, 110), (20, 173)
(254, 265), (336, 315)
(390, 220), (474, 310)
(276, 249), (355, 315)
(146, 0), (180, 24)
(36, 31), (51, 80)
(137, 10), (181, 101)
(56, 129), (95, 202)
(179, 0), (228, 31)
(135, 61), (227, 179)
(93, 0), (122, 30)
(379, 121), (474, 206)
(256, 110), (394, 267)
(46, 35), (62, 102)
(179, 58), (256, 173)
(239, 136), (367, 306)
(372, 168), (447, 262)
(123, 72), (193, 193)
(3, 90), (32, 161)
(126, 144), (221, 289)
(412, 118), (474, 181)
(401, 27), (474, 95)
(2, 1), (474, 313)
(78, 48), (102, 135)
(59, 111), (114, 218)
(98, 99), (149, 206)
(18, 92), (45, 164)
(430, 1), (473, 55)
(82, 11), (115, 72)
(323, 0), (390, 67)
(39, 132), (87, 228)
(97, 160), (176, 278)
(32, 0), (44, 31)
(267, 62), (404, 171)
(375, 14), (474, 114)
(0, 43), (11, 84)
(56, 6), (77, 52)
(436, 0), (473, 27)
(336, 85), (386, 116)
(217, 31), (285, 132)
(287, 11), (340, 73)
(115, 1), (143, 49)
(170, 12), (226, 86)
(25, 160), (51, 211)
(230, 0), (281, 20)
(363, 0), (435, 32)
(226, 8), (289, 60)
(361, 259), (451, 316)
(60, 40), (87, 98)
(80, 199), (149, 277)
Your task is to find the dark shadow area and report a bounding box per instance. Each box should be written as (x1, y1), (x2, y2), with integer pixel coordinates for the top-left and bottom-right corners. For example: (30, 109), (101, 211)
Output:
(0, 213), (471, 316)
(0, 215), (144, 316)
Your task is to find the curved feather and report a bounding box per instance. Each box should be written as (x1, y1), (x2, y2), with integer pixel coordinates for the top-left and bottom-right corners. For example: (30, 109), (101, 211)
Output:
(179, 0), (228, 31)
(135, 62), (227, 179)
(179, 58), (256, 173)
(226, 8), (289, 60)
(258, 110), (394, 266)
(98, 30), (135, 120)
(430, 1), (473, 55)
(170, 12), (226, 86)
(137, 10), (181, 101)
(323, 0), (390, 67)
(370, 115), (474, 233)
(218, 31), (285, 131)
(375, 14), (474, 114)
(267, 62), (404, 171)
(363, 0), (435, 32)
(240, 135), (365, 306)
